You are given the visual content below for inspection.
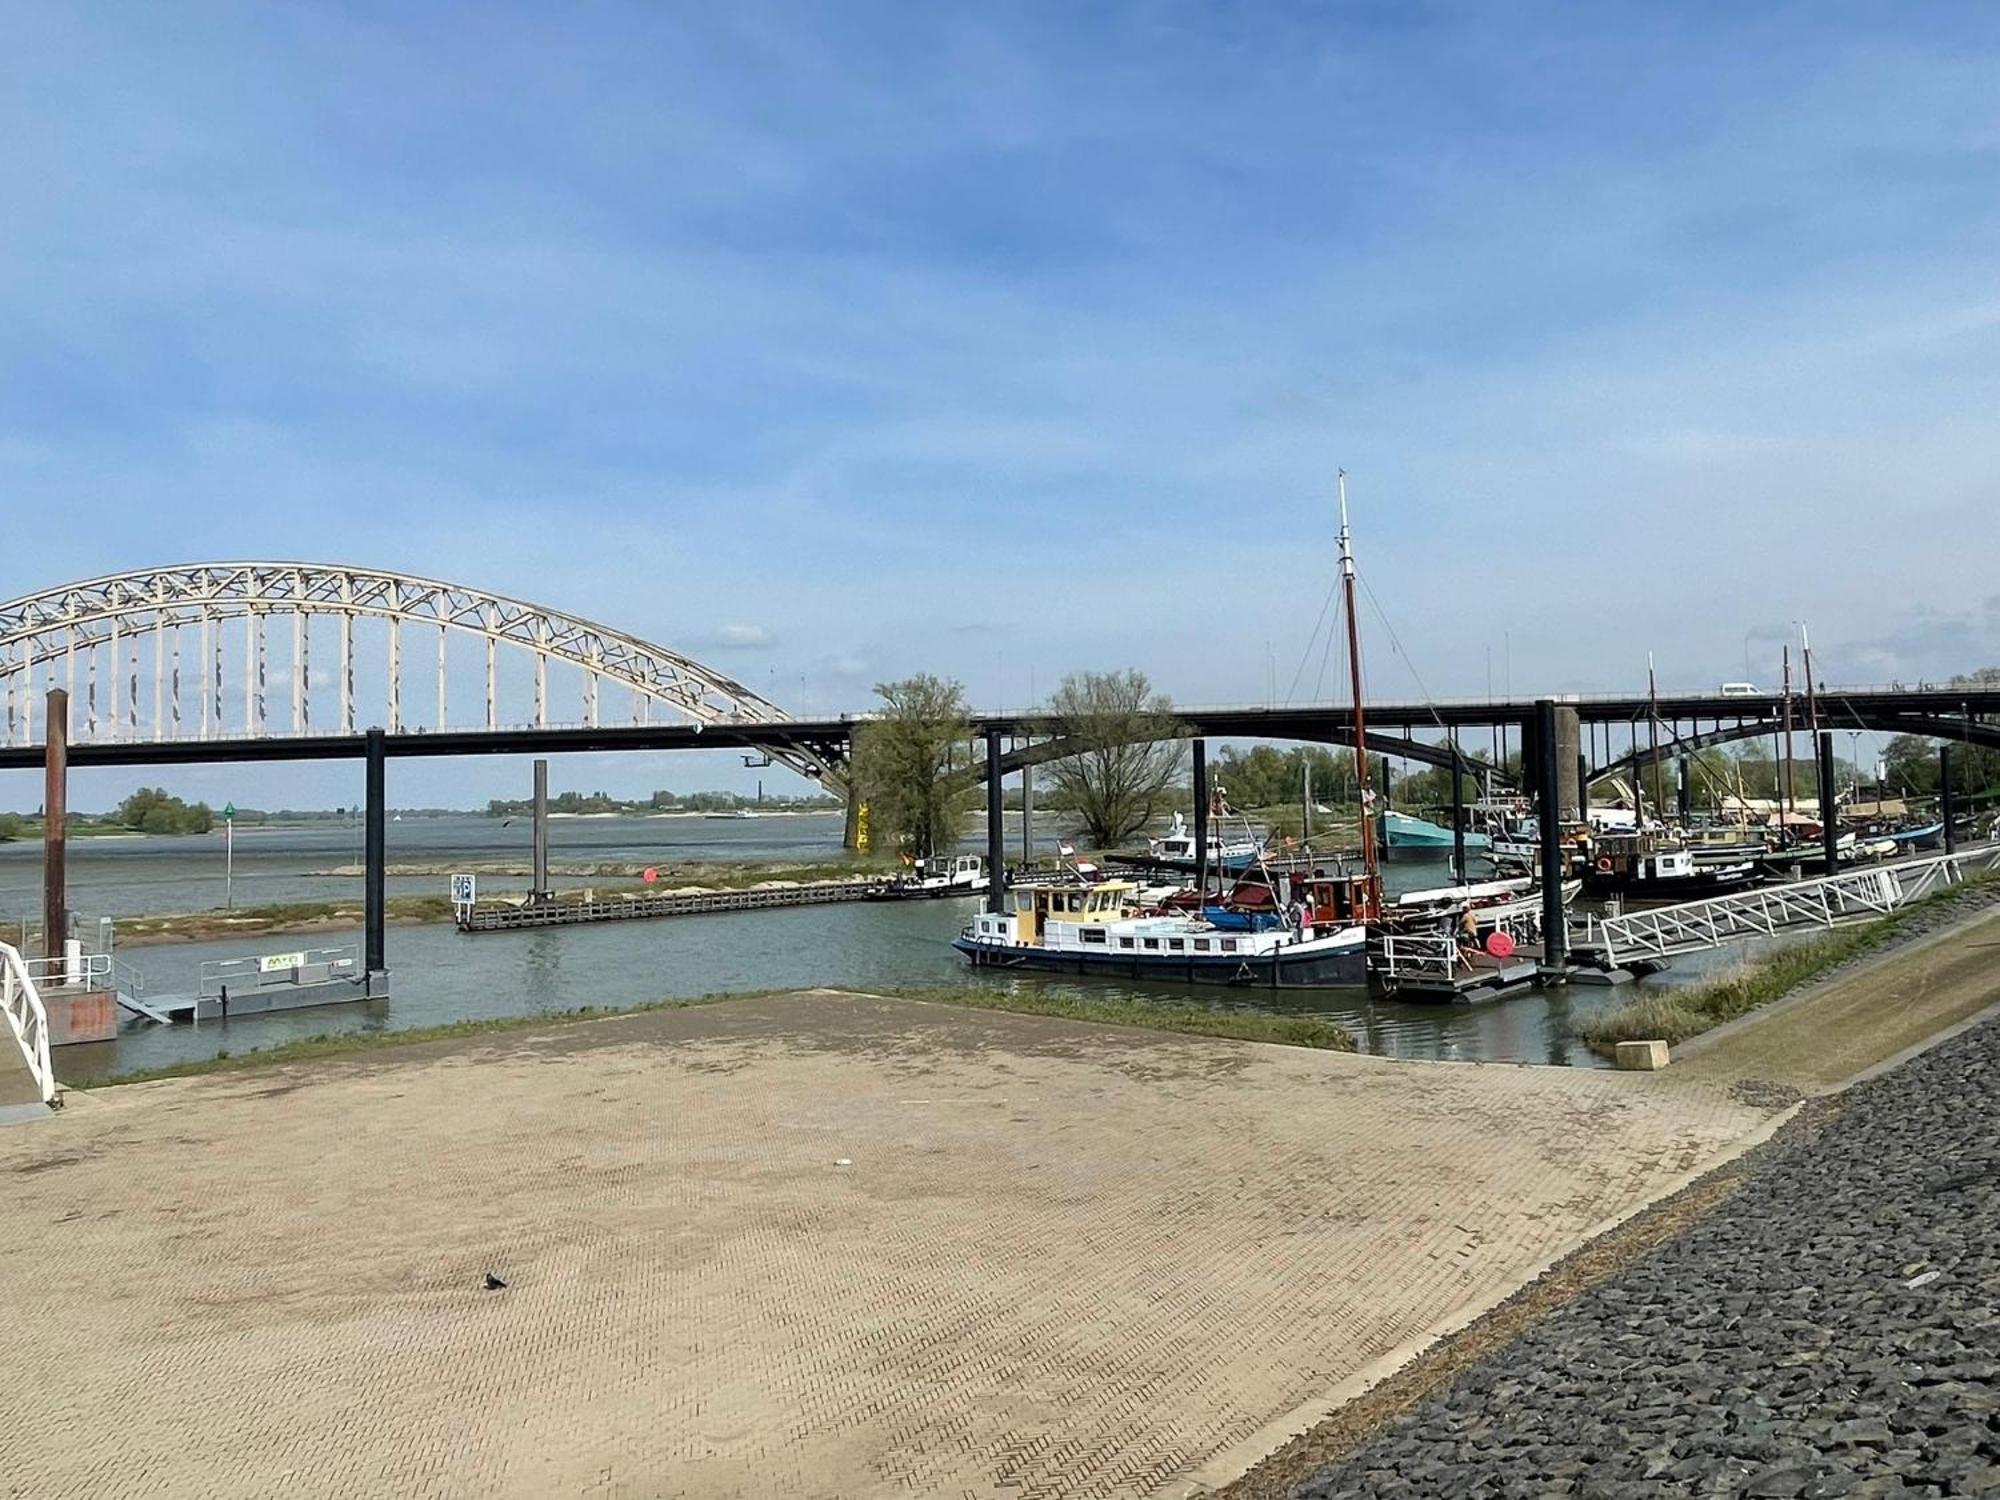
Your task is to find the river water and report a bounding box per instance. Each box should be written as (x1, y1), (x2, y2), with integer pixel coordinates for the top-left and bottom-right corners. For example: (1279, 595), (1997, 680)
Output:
(1, 813), (1703, 1083)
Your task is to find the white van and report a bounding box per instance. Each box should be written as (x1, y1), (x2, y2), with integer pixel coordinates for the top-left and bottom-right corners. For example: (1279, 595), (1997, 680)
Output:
(1718, 682), (1760, 697)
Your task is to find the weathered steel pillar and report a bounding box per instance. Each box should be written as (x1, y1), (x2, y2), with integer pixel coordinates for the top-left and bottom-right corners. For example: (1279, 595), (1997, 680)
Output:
(1535, 701), (1566, 973)
(985, 729), (1005, 912)
(1816, 732), (1839, 874)
(364, 727), (386, 980)
(531, 758), (551, 900)
(43, 689), (68, 961)
(1192, 738), (1210, 894)
(1575, 752), (1590, 827)
(1940, 745), (1956, 854)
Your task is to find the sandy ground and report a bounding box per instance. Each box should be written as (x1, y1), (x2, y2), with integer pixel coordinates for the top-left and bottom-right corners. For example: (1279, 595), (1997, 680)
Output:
(0, 990), (1778, 1499)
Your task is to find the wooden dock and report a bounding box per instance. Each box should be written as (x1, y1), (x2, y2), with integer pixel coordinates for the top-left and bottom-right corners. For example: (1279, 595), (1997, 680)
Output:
(457, 880), (905, 932)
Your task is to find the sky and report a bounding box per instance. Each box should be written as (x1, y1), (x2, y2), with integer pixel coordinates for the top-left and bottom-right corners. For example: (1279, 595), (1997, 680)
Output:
(3, 1), (1998, 809)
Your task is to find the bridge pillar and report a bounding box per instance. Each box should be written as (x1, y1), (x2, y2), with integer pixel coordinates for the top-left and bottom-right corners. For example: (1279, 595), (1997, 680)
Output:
(531, 759), (551, 901)
(43, 689), (68, 962)
(1192, 738), (1209, 894)
(364, 727), (386, 984)
(1819, 732), (1838, 875)
(1450, 743), (1465, 884)
(1534, 700), (1567, 974)
(1940, 746), (1956, 854)
(985, 730), (1005, 912)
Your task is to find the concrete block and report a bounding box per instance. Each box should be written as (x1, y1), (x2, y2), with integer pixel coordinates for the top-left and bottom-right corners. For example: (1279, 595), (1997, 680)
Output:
(44, 988), (119, 1046)
(1614, 1039), (1671, 1071)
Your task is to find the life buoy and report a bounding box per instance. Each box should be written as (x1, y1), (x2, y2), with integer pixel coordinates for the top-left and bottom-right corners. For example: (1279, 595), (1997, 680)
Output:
(1595, 855), (1614, 874)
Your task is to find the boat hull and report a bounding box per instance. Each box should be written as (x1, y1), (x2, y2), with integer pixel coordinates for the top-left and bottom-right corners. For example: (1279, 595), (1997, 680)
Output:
(951, 935), (1368, 988)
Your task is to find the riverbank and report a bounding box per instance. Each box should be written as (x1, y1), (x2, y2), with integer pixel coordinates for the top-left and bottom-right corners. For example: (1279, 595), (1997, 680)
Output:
(103, 860), (894, 946)
(1278, 1009), (2000, 1499)
(1577, 869), (2000, 1056)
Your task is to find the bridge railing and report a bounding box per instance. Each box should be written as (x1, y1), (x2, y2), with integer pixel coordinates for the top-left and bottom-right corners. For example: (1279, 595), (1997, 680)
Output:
(1, 941), (55, 1106)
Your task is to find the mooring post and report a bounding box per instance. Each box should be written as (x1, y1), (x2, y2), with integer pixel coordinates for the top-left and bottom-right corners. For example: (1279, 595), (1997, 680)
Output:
(1450, 742), (1466, 885)
(43, 689), (68, 962)
(985, 729), (1005, 911)
(1535, 701), (1566, 974)
(1940, 745), (1956, 854)
(1574, 751), (1589, 827)
(1192, 738), (1210, 895)
(1818, 731), (1839, 874)
(531, 757), (551, 900)
(364, 726), (386, 981)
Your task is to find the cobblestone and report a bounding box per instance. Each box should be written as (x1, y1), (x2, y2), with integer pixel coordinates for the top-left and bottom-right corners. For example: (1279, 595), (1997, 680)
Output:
(1291, 1013), (2000, 1500)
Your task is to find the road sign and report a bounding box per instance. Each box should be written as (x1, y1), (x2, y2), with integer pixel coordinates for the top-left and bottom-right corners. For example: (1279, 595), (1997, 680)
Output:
(449, 873), (477, 907)
(222, 802), (236, 820)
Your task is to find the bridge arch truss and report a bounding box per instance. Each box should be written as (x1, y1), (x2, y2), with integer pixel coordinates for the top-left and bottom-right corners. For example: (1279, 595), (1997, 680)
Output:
(0, 563), (834, 784)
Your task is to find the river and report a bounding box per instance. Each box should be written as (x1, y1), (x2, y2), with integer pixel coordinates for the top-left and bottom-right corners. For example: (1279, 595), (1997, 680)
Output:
(1, 813), (1712, 1083)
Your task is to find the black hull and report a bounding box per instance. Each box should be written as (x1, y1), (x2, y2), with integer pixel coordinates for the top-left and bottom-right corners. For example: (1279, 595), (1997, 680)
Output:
(1583, 870), (1758, 899)
(952, 939), (1368, 989)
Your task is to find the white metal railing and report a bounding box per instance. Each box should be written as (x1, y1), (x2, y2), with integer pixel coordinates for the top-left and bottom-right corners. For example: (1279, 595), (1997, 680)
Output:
(197, 945), (361, 1000)
(1376, 932), (1464, 984)
(22, 950), (110, 991)
(1, 941), (56, 1105)
(1593, 847), (2000, 967)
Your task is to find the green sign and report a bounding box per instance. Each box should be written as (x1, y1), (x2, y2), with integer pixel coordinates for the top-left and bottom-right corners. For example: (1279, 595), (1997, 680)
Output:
(222, 802), (236, 820)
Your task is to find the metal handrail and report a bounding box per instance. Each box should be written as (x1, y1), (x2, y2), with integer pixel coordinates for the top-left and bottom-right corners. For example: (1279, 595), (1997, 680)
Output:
(22, 951), (110, 989)
(1, 942), (55, 1105)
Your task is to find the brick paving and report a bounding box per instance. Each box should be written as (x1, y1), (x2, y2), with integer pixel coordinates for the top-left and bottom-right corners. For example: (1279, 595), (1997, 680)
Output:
(0, 991), (1779, 1498)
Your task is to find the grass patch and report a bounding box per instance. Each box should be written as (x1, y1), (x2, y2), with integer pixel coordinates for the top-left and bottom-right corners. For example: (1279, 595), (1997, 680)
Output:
(82, 983), (1355, 1089)
(115, 895), (458, 945)
(83, 993), (762, 1087)
(881, 984), (1356, 1052)
(1577, 869), (2000, 1055)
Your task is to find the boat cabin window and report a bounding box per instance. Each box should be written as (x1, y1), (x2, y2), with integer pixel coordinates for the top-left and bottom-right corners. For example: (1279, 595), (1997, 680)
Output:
(1081, 928), (1106, 944)
(1118, 937), (1135, 949)
(1194, 938), (1211, 952)
(1220, 939), (1237, 952)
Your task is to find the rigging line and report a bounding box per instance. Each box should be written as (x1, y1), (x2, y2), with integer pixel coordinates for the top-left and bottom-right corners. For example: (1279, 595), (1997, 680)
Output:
(1355, 572), (1459, 762)
(1283, 580), (1341, 706)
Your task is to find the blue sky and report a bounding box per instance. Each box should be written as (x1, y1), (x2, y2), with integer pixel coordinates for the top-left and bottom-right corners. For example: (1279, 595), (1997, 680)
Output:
(3, 2), (1999, 807)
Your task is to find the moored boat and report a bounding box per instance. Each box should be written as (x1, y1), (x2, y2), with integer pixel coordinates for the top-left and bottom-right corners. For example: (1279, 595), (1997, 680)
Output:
(1382, 809), (1493, 854)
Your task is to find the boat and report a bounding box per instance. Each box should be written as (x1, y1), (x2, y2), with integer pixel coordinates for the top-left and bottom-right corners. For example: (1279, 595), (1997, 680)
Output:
(703, 809), (758, 820)
(955, 872), (1376, 986)
(955, 472), (1383, 987)
(1146, 810), (1263, 872)
(1382, 809), (1492, 853)
(1584, 837), (1758, 898)
(866, 854), (988, 901)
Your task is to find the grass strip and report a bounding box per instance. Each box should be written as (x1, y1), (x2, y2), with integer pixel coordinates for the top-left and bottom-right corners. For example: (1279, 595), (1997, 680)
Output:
(82, 993), (760, 1087)
(1577, 869), (2000, 1055)
(881, 984), (1356, 1052)
(82, 983), (1353, 1089)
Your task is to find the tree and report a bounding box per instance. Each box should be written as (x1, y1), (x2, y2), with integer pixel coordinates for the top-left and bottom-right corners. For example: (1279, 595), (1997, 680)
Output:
(850, 674), (976, 859)
(1040, 670), (1186, 848)
(114, 786), (213, 835)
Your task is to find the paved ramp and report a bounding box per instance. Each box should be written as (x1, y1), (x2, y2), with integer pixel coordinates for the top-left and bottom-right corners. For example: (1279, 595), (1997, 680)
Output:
(0, 991), (1782, 1498)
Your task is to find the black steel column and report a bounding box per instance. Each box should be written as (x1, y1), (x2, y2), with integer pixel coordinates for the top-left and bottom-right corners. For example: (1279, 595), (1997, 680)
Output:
(985, 729), (1005, 911)
(1535, 702), (1566, 972)
(364, 726), (386, 979)
(1819, 732), (1839, 874)
(1575, 752), (1589, 826)
(1940, 745), (1956, 854)
(1192, 738), (1210, 895)
(1450, 743), (1466, 885)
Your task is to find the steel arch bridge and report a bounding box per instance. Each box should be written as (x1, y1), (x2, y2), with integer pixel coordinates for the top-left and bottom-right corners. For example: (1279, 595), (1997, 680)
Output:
(0, 562), (838, 785)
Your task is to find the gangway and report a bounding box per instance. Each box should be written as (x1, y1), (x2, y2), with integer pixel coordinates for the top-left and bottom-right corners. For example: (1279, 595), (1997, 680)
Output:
(1581, 845), (2000, 971)
(1, 941), (56, 1107)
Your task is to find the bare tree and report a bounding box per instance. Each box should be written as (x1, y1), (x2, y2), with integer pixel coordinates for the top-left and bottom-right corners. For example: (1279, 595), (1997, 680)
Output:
(850, 674), (976, 859)
(1041, 670), (1186, 848)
